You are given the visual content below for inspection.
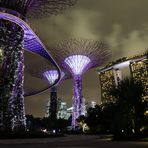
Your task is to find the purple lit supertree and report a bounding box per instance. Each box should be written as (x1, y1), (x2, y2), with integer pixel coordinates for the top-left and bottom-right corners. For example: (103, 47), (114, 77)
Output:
(26, 56), (70, 121)
(0, 21), (25, 131)
(43, 70), (66, 120)
(0, 0), (77, 18)
(50, 39), (111, 129)
(0, 0), (77, 131)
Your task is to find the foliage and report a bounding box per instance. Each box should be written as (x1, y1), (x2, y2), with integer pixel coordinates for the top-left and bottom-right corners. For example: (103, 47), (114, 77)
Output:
(76, 77), (147, 138)
(109, 77), (147, 137)
(85, 105), (103, 133)
(26, 115), (70, 132)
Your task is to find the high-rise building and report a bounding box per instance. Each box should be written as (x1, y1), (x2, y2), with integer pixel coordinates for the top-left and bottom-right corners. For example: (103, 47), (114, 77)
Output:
(57, 99), (68, 119)
(130, 55), (148, 100)
(98, 52), (148, 103)
(45, 99), (50, 118)
(45, 98), (71, 120)
(98, 68), (122, 103)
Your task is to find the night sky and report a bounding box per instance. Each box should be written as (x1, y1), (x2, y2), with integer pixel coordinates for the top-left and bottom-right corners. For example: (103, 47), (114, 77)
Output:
(25, 0), (148, 117)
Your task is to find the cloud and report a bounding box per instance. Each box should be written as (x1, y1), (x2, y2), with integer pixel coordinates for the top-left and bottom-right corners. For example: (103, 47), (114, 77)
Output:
(106, 24), (148, 59)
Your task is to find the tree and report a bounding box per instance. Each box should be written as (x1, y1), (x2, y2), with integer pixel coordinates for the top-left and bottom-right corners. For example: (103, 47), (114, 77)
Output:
(110, 77), (146, 136)
(85, 105), (103, 133)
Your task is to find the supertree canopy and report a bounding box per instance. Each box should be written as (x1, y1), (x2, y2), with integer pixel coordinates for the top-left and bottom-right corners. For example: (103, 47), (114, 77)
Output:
(43, 70), (65, 85)
(0, 0), (77, 18)
(0, 0), (77, 131)
(64, 55), (91, 75)
(50, 39), (111, 129)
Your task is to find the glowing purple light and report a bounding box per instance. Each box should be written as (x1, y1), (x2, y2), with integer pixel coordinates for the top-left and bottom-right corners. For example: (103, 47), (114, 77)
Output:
(64, 55), (91, 75)
(43, 70), (59, 85)
(0, 12), (61, 96)
(43, 70), (65, 120)
(43, 70), (65, 85)
(64, 55), (91, 129)
(0, 12), (58, 60)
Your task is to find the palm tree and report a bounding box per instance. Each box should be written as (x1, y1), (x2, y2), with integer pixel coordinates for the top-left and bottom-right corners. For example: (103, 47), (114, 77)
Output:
(110, 77), (145, 136)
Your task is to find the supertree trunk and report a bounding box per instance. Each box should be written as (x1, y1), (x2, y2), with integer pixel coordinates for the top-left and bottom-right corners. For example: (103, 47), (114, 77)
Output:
(13, 48), (26, 131)
(0, 19), (26, 131)
(49, 86), (57, 121)
(72, 75), (84, 129)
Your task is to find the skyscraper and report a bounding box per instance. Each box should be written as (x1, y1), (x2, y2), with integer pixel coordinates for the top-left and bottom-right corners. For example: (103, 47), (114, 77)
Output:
(98, 68), (122, 103)
(130, 55), (148, 100)
(57, 99), (68, 119)
(98, 52), (148, 103)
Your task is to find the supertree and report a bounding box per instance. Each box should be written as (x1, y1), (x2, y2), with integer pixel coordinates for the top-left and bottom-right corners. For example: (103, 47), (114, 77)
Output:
(43, 70), (66, 120)
(0, 0), (77, 131)
(25, 57), (70, 121)
(50, 39), (111, 129)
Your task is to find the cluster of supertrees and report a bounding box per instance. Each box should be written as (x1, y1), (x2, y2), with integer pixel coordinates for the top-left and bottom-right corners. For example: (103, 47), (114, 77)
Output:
(0, 0), (111, 131)
(29, 39), (110, 129)
(0, 0), (77, 131)
(28, 38), (110, 129)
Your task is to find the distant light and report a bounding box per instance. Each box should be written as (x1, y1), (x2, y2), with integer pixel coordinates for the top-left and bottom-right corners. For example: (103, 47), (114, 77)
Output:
(26, 129), (29, 132)
(144, 110), (148, 116)
(42, 129), (47, 133)
(0, 48), (2, 56)
(91, 101), (96, 108)
(53, 129), (56, 133)
(64, 55), (91, 75)
(67, 107), (73, 111)
(43, 70), (65, 84)
(132, 129), (135, 133)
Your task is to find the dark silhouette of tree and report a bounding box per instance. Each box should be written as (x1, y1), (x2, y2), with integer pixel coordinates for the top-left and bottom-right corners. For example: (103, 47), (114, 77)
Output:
(85, 105), (103, 133)
(110, 77), (146, 136)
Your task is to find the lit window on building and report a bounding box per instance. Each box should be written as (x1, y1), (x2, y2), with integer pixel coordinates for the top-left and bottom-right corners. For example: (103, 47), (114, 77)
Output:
(130, 58), (148, 100)
(99, 69), (116, 103)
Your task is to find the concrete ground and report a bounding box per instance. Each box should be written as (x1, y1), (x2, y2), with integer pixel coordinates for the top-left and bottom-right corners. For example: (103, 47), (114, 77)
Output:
(0, 135), (147, 148)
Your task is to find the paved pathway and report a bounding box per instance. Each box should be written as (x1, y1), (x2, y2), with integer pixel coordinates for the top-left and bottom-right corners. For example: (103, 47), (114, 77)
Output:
(0, 135), (147, 148)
